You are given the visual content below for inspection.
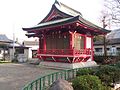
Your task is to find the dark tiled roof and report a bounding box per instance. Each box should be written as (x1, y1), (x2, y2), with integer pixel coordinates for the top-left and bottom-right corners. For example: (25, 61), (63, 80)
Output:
(94, 38), (120, 45)
(54, 0), (82, 17)
(23, 1), (110, 36)
(23, 16), (110, 34)
(39, 0), (82, 23)
(0, 34), (12, 43)
(94, 40), (104, 45)
(23, 16), (78, 30)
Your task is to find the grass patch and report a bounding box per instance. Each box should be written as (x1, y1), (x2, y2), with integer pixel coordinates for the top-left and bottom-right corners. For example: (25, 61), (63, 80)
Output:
(0, 60), (11, 64)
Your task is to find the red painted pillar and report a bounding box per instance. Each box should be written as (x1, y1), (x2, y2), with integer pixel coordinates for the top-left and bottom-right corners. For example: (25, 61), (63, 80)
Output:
(91, 37), (94, 61)
(69, 31), (74, 55)
(84, 35), (86, 51)
(39, 38), (41, 54)
(69, 31), (76, 63)
(43, 34), (46, 54)
(72, 33), (74, 50)
(69, 32), (72, 49)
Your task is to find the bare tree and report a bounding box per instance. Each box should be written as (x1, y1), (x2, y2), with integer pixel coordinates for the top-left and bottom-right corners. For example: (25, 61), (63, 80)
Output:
(96, 10), (109, 63)
(104, 0), (120, 27)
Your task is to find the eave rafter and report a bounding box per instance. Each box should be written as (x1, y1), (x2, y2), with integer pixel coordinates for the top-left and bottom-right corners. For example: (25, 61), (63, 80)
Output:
(75, 22), (107, 35)
(26, 22), (77, 33)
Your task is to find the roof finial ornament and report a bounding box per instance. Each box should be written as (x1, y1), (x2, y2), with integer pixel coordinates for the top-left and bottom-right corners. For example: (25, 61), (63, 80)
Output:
(55, 0), (60, 6)
(55, 0), (58, 3)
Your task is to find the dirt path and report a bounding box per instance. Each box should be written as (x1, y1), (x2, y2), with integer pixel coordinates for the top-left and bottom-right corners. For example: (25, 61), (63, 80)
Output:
(0, 63), (59, 90)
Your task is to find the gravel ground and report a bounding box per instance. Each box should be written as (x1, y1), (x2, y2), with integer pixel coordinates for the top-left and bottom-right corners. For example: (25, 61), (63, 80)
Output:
(0, 63), (59, 90)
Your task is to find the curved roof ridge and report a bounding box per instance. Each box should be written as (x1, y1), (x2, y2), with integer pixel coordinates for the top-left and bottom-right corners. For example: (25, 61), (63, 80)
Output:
(54, 0), (82, 17)
(39, 1), (82, 24)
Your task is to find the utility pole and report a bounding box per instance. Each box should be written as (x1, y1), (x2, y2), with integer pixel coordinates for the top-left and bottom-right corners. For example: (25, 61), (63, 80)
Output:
(102, 16), (107, 61)
(12, 33), (15, 60)
(12, 23), (15, 61)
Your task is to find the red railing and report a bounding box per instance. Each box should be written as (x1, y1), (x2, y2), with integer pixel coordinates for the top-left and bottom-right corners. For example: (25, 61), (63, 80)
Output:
(38, 49), (91, 55)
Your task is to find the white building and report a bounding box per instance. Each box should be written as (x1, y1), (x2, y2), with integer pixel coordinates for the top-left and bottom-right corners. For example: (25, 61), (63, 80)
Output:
(0, 34), (29, 62)
(9, 42), (29, 62)
(0, 34), (12, 60)
(94, 29), (120, 56)
(23, 41), (39, 59)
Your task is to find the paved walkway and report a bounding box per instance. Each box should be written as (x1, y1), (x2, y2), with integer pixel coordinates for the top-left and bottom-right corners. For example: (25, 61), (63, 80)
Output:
(0, 63), (60, 90)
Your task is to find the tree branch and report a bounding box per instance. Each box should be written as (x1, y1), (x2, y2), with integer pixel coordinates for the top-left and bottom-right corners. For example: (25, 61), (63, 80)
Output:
(104, 0), (120, 27)
(116, 0), (120, 4)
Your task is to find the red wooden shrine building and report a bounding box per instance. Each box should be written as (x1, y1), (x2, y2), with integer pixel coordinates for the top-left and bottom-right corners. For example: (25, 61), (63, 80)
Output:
(23, 1), (110, 68)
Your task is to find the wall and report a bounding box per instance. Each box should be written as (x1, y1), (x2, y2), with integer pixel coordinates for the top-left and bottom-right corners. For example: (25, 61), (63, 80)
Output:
(9, 48), (15, 60)
(28, 46), (39, 58)
(86, 37), (91, 48)
(24, 49), (29, 60)
(74, 34), (85, 50)
(46, 32), (70, 49)
(86, 37), (92, 61)
(94, 44), (120, 56)
(23, 41), (40, 59)
(9, 48), (29, 61)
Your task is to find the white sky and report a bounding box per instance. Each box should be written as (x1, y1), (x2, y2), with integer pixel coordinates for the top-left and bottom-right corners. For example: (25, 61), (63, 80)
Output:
(0, 0), (104, 42)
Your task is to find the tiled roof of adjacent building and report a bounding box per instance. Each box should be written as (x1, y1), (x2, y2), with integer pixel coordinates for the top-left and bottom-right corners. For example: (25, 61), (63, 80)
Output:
(107, 29), (120, 39)
(94, 29), (120, 45)
(0, 34), (12, 43)
(94, 38), (120, 45)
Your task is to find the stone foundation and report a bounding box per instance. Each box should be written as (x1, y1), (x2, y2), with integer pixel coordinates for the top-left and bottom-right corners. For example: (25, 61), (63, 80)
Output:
(39, 61), (98, 69)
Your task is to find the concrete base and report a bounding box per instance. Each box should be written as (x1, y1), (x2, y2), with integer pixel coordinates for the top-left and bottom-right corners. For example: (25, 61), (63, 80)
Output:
(39, 61), (98, 69)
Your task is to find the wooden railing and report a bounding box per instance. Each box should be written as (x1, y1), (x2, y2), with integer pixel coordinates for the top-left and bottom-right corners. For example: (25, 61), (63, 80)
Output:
(38, 49), (91, 55)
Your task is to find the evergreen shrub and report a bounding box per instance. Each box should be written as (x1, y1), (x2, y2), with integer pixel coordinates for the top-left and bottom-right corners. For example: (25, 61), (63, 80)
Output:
(76, 68), (94, 76)
(72, 75), (109, 90)
(95, 65), (120, 85)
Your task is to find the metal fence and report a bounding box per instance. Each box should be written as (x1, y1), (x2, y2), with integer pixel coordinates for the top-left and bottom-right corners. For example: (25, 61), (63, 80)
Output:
(22, 68), (80, 90)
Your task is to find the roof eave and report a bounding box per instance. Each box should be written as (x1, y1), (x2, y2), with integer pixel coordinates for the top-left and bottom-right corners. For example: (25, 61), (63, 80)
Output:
(22, 16), (80, 31)
(77, 16), (111, 34)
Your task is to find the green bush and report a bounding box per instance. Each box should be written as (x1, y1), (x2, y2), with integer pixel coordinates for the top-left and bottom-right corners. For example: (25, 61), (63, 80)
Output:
(94, 55), (117, 64)
(76, 68), (94, 76)
(72, 75), (109, 90)
(94, 55), (104, 64)
(114, 61), (120, 68)
(95, 65), (120, 85)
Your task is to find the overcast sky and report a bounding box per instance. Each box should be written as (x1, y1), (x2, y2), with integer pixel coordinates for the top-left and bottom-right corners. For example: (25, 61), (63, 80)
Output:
(0, 0), (104, 42)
